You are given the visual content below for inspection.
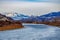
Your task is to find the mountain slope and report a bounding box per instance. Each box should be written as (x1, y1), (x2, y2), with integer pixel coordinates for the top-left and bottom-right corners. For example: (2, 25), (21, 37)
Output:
(2, 11), (60, 25)
(0, 14), (23, 31)
(40, 11), (60, 17)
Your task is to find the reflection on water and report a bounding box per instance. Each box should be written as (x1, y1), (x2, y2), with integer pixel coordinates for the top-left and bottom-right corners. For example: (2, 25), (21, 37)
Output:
(0, 24), (60, 40)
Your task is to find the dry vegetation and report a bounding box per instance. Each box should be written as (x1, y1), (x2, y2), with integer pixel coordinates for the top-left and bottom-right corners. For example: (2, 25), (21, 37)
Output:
(0, 24), (24, 31)
(0, 14), (24, 31)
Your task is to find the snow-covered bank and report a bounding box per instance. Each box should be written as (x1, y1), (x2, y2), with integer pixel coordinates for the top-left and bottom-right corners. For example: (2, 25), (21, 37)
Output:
(0, 24), (60, 40)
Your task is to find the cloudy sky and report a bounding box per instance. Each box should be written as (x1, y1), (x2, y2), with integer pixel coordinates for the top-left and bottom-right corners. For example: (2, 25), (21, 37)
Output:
(0, 0), (60, 16)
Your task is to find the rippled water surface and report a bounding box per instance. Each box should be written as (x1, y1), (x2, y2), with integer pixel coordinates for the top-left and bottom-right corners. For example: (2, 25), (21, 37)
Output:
(0, 24), (60, 40)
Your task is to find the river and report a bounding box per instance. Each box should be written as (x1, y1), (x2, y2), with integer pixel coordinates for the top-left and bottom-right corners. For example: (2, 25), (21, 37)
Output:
(0, 24), (60, 40)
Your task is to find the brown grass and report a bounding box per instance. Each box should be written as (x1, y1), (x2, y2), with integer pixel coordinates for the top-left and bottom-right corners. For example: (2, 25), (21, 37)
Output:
(0, 24), (24, 31)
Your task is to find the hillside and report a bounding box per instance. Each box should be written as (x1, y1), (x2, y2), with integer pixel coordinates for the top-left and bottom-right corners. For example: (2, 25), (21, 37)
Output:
(1, 11), (60, 27)
(0, 14), (24, 31)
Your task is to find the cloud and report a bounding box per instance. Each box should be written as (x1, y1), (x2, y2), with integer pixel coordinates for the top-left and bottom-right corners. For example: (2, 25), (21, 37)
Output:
(0, 0), (60, 3)
(0, 2), (60, 16)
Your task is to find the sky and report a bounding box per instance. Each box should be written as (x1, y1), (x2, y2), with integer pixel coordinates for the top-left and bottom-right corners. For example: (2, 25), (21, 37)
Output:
(0, 0), (60, 16)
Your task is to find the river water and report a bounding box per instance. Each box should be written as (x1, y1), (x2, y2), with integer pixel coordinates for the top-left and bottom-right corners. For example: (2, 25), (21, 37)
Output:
(0, 24), (60, 40)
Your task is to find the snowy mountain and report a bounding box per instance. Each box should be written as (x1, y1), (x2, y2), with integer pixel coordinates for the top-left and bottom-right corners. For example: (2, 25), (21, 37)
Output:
(40, 11), (60, 17)
(1, 11), (60, 26)
(11, 14), (29, 20)
(1, 12), (29, 20)
(18, 11), (60, 23)
(1, 11), (60, 23)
